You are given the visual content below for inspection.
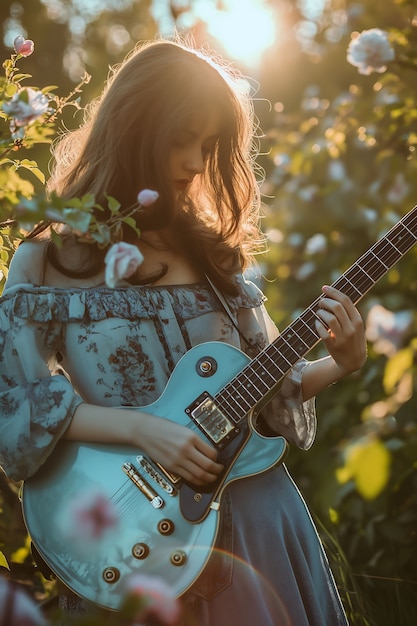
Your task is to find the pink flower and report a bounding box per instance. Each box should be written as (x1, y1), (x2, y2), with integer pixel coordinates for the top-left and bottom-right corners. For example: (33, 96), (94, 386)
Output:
(14, 35), (34, 57)
(366, 304), (413, 357)
(124, 574), (181, 625)
(105, 241), (144, 288)
(2, 87), (49, 126)
(137, 189), (159, 206)
(70, 492), (119, 541)
(347, 28), (394, 75)
(0, 577), (46, 625)
(387, 172), (410, 205)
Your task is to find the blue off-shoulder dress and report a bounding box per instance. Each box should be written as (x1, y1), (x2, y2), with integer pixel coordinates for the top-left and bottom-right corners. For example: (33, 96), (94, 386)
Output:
(0, 275), (348, 626)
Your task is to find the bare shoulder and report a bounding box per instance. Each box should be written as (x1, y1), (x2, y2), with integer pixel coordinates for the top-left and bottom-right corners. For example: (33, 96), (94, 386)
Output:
(5, 239), (48, 288)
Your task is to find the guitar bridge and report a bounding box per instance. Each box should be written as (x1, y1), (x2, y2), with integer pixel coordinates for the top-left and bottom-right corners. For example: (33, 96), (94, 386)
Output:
(185, 392), (240, 448)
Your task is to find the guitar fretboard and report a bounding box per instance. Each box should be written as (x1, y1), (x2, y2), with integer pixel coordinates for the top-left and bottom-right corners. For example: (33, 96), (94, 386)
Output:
(216, 205), (417, 423)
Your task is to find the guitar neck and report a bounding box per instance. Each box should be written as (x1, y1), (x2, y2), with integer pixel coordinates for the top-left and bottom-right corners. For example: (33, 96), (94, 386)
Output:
(216, 205), (417, 422)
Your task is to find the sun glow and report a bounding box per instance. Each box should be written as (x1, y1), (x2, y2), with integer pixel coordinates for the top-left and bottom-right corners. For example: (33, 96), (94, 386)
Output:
(192, 0), (277, 67)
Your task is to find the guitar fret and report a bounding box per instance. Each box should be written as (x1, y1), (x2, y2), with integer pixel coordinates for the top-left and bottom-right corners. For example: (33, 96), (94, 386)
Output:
(370, 248), (388, 269)
(245, 367), (273, 393)
(297, 316), (321, 344)
(402, 221), (417, 240)
(281, 326), (310, 351)
(300, 310), (322, 340)
(340, 274), (363, 299)
(218, 364), (275, 422)
(277, 334), (304, 361)
(217, 391), (248, 422)
(259, 339), (292, 372)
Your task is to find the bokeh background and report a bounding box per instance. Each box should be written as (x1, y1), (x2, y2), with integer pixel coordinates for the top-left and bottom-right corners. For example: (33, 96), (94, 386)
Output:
(1, 1), (417, 624)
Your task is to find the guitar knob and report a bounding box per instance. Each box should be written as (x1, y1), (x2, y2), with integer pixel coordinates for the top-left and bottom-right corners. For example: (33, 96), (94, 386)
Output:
(170, 550), (187, 566)
(102, 567), (120, 584)
(158, 519), (175, 535)
(132, 542), (149, 559)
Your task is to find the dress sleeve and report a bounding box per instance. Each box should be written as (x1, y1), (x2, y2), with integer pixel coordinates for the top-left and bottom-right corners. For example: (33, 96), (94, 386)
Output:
(234, 276), (317, 450)
(0, 287), (83, 481)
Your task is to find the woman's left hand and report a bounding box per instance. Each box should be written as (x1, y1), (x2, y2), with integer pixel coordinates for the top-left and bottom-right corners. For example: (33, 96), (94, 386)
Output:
(315, 285), (367, 379)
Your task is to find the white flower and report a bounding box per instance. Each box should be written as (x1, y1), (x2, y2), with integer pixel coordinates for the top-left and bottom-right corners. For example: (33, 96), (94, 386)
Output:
(347, 28), (395, 75)
(296, 261), (316, 281)
(104, 241), (144, 288)
(2, 87), (49, 126)
(305, 233), (327, 255)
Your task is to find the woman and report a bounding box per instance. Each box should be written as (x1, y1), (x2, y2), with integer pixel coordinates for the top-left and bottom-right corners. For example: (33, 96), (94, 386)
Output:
(0, 39), (367, 625)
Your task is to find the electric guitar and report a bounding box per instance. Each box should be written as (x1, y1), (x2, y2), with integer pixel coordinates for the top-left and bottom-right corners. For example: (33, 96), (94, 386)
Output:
(21, 205), (417, 610)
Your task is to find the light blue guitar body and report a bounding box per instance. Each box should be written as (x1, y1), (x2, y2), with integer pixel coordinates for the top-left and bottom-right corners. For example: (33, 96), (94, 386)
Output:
(22, 341), (288, 610)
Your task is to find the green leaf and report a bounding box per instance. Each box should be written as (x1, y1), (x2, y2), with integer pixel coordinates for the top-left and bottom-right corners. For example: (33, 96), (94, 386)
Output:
(28, 167), (45, 184)
(41, 85), (59, 94)
(62, 208), (92, 233)
(123, 216), (139, 230)
(5, 83), (18, 97)
(383, 347), (414, 395)
(106, 194), (121, 214)
(12, 73), (32, 82)
(80, 193), (96, 210)
(50, 227), (63, 249)
(0, 551), (10, 570)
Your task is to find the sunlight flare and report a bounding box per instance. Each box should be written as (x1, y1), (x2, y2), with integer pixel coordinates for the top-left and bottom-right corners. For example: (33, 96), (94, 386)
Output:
(193, 0), (277, 66)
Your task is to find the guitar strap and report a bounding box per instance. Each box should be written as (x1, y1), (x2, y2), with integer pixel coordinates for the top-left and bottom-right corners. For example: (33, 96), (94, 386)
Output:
(205, 275), (254, 354)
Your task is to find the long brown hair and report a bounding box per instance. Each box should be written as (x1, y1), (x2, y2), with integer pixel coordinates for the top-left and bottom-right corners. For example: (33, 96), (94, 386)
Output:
(38, 38), (264, 294)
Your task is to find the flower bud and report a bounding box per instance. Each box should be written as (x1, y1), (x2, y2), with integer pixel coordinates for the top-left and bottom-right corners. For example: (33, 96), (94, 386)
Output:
(137, 189), (159, 206)
(14, 35), (35, 57)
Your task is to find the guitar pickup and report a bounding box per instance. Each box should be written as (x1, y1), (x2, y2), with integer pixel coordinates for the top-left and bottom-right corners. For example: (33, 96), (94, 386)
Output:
(185, 392), (240, 448)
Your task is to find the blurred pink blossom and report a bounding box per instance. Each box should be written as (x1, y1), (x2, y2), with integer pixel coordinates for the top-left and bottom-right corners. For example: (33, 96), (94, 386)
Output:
(347, 28), (394, 75)
(0, 576), (46, 625)
(387, 173), (410, 205)
(2, 87), (49, 126)
(70, 491), (119, 540)
(14, 35), (34, 57)
(124, 573), (181, 625)
(366, 304), (413, 357)
(105, 241), (144, 288)
(137, 189), (159, 206)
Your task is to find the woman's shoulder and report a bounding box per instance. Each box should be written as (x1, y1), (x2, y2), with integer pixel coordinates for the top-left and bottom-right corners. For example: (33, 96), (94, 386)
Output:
(5, 240), (48, 289)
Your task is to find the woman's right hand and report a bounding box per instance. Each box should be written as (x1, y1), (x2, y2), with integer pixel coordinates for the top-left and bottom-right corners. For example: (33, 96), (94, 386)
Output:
(133, 412), (224, 486)
(67, 403), (224, 486)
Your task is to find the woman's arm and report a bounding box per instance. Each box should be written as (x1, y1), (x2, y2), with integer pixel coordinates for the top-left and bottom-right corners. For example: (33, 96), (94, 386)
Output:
(66, 403), (223, 486)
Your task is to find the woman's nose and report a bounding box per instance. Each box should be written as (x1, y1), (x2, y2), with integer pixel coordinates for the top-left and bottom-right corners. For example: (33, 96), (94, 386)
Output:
(185, 147), (205, 174)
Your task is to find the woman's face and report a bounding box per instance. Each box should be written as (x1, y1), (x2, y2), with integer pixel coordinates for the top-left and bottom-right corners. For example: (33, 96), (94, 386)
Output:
(168, 109), (220, 196)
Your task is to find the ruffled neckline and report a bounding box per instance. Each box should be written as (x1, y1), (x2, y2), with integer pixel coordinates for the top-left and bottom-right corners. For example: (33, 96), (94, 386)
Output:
(0, 278), (265, 323)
